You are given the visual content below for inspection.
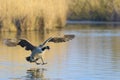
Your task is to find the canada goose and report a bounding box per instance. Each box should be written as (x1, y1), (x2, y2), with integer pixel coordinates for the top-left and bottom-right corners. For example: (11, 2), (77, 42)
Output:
(3, 34), (75, 65)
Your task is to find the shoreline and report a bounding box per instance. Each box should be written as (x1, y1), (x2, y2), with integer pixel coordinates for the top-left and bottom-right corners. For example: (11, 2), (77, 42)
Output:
(67, 20), (120, 25)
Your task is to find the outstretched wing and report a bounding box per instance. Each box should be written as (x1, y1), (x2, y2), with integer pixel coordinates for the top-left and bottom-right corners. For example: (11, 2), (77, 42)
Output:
(18, 39), (36, 51)
(49, 34), (75, 43)
(38, 34), (75, 47)
(39, 37), (52, 47)
(3, 38), (18, 47)
(4, 38), (36, 51)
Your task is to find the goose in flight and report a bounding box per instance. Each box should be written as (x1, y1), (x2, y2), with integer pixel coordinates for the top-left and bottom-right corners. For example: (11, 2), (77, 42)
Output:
(3, 34), (75, 65)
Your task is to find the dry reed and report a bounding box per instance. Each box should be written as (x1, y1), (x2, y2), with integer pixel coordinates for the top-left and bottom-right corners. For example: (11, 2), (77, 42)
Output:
(68, 0), (120, 21)
(0, 0), (68, 31)
(1, 0), (120, 31)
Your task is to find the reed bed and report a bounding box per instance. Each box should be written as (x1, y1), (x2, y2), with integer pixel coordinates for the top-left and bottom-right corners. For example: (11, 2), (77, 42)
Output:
(0, 0), (120, 31)
(0, 0), (68, 31)
(68, 0), (120, 21)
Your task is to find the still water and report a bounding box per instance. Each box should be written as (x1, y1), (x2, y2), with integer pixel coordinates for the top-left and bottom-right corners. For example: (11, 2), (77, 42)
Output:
(0, 24), (120, 80)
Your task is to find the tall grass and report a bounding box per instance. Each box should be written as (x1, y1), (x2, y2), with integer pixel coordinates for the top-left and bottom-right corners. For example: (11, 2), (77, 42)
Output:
(0, 0), (68, 31)
(1, 0), (120, 31)
(68, 0), (120, 21)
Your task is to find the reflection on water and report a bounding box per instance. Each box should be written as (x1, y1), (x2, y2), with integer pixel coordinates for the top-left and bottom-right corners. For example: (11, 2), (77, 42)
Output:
(0, 24), (120, 80)
(25, 68), (46, 80)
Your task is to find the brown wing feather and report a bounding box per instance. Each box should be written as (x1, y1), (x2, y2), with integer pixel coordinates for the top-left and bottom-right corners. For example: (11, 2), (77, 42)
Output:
(3, 38), (18, 47)
(4, 38), (36, 51)
(49, 34), (75, 43)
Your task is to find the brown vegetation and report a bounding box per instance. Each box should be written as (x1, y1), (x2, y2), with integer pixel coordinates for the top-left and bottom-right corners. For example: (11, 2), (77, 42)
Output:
(0, 0), (120, 31)
(0, 0), (68, 31)
(68, 0), (120, 21)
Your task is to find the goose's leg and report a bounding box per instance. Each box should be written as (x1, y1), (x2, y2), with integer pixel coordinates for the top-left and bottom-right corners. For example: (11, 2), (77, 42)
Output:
(35, 61), (41, 65)
(34, 57), (41, 65)
(40, 56), (47, 65)
(34, 57), (40, 62)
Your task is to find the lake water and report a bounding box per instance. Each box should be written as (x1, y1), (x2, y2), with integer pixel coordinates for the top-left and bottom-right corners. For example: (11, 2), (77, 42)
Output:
(0, 24), (120, 80)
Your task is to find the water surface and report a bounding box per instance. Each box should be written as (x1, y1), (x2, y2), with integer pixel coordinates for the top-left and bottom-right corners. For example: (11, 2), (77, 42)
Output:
(0, 24), (120, 80)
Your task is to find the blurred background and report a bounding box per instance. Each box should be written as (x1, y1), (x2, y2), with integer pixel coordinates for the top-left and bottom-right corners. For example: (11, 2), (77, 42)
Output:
(0, 0), (120, 31)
